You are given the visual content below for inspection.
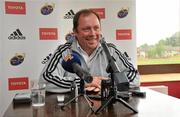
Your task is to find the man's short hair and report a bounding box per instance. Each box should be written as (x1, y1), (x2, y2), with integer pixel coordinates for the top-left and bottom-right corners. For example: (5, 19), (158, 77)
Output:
(73, 9), (101, 32)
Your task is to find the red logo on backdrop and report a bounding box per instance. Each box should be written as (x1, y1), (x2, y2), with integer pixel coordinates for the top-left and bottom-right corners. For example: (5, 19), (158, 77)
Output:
(116, 29), (132, 40)
(90, 8), (105, 19)
(39, 28), (58, 40)
(5, 1), (26, 14)
(8, 77), (29, 90)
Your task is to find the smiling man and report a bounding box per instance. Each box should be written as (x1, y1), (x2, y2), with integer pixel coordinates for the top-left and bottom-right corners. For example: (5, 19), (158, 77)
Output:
(40, 9), (140, 93)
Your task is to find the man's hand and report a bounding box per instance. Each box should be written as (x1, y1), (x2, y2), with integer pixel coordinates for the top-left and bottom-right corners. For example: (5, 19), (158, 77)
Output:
(85, 76), (107, 92)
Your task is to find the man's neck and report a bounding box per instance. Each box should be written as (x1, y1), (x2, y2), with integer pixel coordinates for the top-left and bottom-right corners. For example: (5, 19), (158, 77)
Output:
(85, 48), (96, 56)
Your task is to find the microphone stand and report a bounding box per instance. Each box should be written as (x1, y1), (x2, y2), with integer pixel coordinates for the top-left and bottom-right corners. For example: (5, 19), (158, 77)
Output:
(95, 38), (138, 114)
(62, 79), (94, 111)
(95, 77), (137, 114)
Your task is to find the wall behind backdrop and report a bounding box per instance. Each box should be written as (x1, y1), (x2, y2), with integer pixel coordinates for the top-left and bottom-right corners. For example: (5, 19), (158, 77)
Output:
(0, 0), (4, 116)
(0, 0), (136, 116)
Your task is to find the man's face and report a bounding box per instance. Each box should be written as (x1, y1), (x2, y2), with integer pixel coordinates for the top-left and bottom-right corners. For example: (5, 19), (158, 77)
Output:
(74, 13), (101, 54)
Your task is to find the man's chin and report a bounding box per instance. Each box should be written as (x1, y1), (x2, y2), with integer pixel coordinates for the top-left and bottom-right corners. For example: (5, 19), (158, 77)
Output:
(87, 42), (98, 47)
(88, 45), (98, 50)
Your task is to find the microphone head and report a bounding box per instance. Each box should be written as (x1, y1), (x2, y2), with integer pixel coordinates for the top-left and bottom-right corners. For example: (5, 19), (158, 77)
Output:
(61, 52), (81, 73)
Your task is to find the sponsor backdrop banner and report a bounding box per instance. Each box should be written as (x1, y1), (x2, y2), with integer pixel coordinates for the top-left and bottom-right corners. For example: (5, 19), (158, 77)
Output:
(0, 0), (136, 115)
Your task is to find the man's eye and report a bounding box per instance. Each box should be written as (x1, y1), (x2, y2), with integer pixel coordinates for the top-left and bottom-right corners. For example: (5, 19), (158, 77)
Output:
(94, 27), (100, 31)
(83, 28), (90, 32)
(82, 27), (100, 32)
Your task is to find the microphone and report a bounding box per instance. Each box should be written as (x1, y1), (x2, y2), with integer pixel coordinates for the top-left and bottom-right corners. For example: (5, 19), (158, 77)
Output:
(61, 50), (93, 83)
(100, 37), (129, 91)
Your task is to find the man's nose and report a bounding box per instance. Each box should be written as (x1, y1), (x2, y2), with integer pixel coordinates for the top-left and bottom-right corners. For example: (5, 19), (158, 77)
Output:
(89, 29), (97, 35)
